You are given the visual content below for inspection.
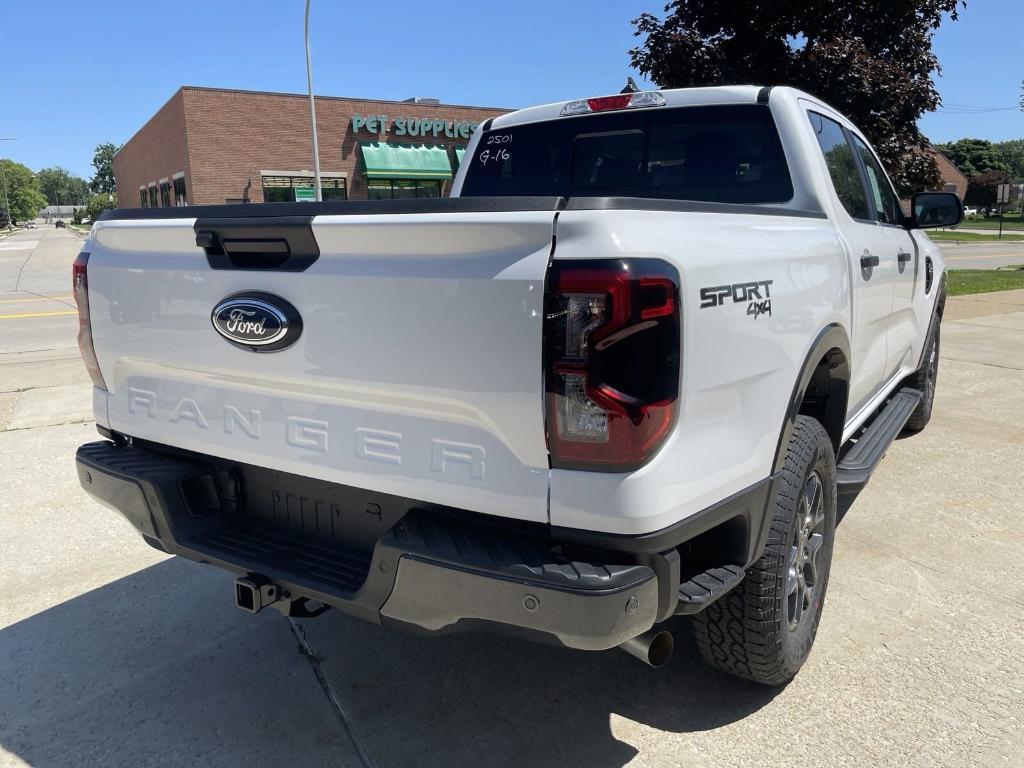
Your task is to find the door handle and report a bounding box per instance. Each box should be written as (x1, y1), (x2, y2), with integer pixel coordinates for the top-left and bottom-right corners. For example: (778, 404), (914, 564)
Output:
(897, 251), (912, 264)
(860, 254), (880, 269)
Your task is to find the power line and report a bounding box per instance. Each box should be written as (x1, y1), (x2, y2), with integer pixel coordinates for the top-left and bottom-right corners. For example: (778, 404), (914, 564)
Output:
(938, 103), (1020, 114)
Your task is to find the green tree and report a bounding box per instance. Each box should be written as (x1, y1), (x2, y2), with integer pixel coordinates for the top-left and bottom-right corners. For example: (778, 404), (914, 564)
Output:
(0, 159), (48, 223)
(89, 143), (120, 194)
(992, 139), (1024, 180)
(37, 166), (90, 206)
(630, 0), (966, 195)
(85, 192), (116, 222)
(934, 138), (1011, 176)
(964, 169), (1011, 211)
(0, 206), (9, 229)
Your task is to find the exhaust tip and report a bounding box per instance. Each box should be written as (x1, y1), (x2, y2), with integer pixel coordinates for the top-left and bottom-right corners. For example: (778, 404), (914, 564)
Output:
(619, 629), (674, 668)
(646, 630), (674, 667)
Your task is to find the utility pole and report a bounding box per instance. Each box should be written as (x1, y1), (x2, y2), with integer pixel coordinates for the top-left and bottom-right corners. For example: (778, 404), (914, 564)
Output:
(0, 138), (15, 231)
(304, 0), (322, 201)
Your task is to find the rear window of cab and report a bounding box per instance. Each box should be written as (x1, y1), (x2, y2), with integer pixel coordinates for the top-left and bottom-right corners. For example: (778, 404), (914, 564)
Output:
(460, 104), (794, 204)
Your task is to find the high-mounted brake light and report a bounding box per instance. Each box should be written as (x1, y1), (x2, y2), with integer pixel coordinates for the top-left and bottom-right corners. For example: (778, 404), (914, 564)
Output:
(544, 259), (680, 471)
(560, 90), (666, 116)
(72, 251), (107, 390)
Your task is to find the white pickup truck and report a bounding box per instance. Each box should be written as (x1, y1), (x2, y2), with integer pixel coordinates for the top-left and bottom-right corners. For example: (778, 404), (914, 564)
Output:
(75, 85), (960, 685)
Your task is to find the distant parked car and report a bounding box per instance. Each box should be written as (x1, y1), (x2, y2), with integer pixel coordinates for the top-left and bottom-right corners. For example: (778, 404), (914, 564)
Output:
(54, 220), (65, 228)
(24, 222), (37, 229)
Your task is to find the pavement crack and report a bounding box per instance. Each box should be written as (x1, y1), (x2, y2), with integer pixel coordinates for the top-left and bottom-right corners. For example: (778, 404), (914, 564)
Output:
(942, 355), (1024, 372)
(22, 288), (76, 309)
(844, 533), (1024, 609)
(950, 320), (1024, 332)
(12, 237), (44, 293)
(288, 617), (377, 768)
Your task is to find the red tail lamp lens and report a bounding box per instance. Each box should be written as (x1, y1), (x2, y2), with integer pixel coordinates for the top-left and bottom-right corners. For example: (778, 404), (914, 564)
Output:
(72, 251), (107, 390)
(586, 94), (633, 112)
(544, 259), (680, 471)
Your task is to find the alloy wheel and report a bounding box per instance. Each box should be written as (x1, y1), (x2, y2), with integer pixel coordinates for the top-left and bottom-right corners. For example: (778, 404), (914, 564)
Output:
(787, 471), (826, 632)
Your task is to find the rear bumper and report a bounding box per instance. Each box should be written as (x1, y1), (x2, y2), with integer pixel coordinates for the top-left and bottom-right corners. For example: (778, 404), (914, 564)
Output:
(76, 440), (662, 650)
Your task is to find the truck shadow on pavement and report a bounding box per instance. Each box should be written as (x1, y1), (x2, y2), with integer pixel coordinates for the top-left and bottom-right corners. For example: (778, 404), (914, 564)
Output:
(0, 556), (782, 768)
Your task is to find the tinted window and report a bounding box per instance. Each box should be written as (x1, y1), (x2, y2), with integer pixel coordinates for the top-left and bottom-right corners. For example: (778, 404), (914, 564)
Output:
(808, 112), (869, 220)
(462, 105), (793, 204)
(573, 131), (643, 189)
(850, 135), (903, 225)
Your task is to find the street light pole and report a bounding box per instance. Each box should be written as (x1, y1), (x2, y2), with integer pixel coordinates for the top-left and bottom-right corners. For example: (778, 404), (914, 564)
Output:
(0, 137), (15, 231)
(304, 0), (322, 202)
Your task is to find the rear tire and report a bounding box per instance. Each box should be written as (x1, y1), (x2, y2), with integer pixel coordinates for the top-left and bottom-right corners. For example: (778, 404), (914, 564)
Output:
(903, 318), (940, 433)
(693, 415), (836, 686)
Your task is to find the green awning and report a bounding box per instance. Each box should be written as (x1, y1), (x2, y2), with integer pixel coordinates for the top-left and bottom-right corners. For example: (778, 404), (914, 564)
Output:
(360, 142), (453, 180)
(455, 147), (466, 167)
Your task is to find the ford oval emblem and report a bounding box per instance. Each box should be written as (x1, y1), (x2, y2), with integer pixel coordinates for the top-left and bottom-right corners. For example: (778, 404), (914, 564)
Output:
(211, 292), (302, 352)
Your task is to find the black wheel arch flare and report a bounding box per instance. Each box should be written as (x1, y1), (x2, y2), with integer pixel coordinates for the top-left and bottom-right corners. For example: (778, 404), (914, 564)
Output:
(772, 324), (851, 472)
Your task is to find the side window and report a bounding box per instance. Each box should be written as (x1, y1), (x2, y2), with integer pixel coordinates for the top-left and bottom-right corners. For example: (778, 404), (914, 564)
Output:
(850, 135), (903, 225)
(807, 112), (869, 221)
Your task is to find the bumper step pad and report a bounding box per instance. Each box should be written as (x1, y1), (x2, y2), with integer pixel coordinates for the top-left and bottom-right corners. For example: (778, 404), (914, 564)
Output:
(837, 387), (922, 494)
(675, 564), (745, 615)
(388, 511), (653, 592)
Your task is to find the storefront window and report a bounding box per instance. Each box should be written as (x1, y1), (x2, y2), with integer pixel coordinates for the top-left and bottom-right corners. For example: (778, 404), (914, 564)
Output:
(367, 179), (442, 200)
(139, 189), (147, 208)
(159, 182), (172, 208)
(148, 185), (158, 207)
(173, 176), (187, 206)
(261, 175), (347, 202)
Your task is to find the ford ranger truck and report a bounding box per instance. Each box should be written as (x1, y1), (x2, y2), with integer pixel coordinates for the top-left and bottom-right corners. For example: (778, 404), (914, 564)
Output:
(74, 86), (960, 685)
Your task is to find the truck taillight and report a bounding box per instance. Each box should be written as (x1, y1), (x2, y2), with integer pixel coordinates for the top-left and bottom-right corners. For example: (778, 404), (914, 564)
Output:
(544, 259), (680, 471)
(72, 252), (107, 391)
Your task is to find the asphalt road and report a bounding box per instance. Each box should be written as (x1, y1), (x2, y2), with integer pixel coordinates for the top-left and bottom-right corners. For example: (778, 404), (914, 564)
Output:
(937, 238), (1024, 270)
(0, 225), (1022, 768)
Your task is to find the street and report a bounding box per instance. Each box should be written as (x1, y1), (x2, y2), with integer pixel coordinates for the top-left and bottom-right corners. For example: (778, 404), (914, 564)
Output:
(939, 238), (1024, 270)
(0, 225), (1022, 768)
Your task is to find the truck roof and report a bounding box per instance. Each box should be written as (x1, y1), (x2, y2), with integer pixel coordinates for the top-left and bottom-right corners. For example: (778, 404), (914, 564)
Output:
(489, 85), (819, 131)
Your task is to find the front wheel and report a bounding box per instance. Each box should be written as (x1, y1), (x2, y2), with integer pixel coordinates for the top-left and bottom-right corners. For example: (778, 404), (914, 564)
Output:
(693, 415), (837, 686)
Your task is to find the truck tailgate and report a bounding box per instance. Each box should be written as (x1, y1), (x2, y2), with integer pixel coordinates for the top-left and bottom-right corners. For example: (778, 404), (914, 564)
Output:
(86, 204), (557, 523)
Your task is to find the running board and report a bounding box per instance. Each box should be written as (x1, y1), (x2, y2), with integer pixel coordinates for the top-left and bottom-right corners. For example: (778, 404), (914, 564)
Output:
(674, 564), (745, 615)
(837, 387), (922, 495)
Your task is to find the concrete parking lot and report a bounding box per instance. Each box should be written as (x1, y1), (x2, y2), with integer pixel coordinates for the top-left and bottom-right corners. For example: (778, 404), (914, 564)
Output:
(1, 226), (1021, 768)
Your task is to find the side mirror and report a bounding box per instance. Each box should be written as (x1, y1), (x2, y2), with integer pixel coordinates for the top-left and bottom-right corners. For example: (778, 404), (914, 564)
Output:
(909, 192), (963, 230)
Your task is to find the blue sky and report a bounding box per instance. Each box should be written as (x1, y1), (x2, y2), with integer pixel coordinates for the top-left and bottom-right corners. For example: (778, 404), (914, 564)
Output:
(0, 0), (1018, 180)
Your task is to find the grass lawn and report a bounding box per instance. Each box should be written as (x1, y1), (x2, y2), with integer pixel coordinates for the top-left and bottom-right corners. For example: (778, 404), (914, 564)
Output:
(928, 230), (1024, 243)
(947, 267), (1024, 296)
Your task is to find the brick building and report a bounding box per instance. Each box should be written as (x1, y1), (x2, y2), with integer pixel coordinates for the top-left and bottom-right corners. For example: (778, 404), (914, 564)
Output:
(927, 144), (968, 199)
(113, 86), (508, 207)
